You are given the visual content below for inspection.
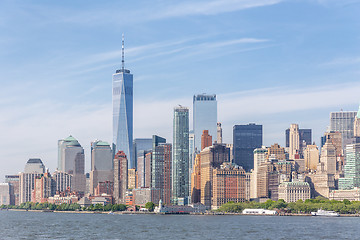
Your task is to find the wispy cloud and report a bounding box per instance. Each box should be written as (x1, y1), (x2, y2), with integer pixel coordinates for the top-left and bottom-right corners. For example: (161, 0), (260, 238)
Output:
(321, 56), (360, 66)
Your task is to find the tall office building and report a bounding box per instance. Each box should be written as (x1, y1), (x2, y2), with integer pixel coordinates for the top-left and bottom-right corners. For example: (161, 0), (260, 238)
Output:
(173, 106), (190, 205)
(267, 144), (286, 160)
(5, 175), (20, 205)
(113, 36), (134, 169)
(19, 159), (46, 203)
(339, 144), (360, 190)
(320, 137), (337, 175)
(90, 140), (113, 194)
(133, 138), (152, 169)
(53, 170), (72, 193)
(217, 122), (222, 144)
(113, 150), (128, 204)
(303, 145), (319, 171)
(289, 124), (300, 159)
(354, 105), (360, 137)
(58, 135), (85, 193)
(152, 143), (172, 205)
(193, 94), (217, 152)
(330, 111), (357, 147)
(251, 147), (268, 199)
(137, 150), (152, 188)
(233, 124), (262, 171)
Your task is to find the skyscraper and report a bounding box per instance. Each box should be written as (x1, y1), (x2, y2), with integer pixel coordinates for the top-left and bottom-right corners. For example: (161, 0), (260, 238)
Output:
(58, 135), (85, 193)
(289, 124), (300, 160)
(217, 122), (222, 144)
(339, 143), (360, 190)
(233, 124), (262, 171)
(19, 159), (46, 203)
(193, 94), (217, 152)
(172, 106), (190, 205)
(113, 35), (134, 169)
(330, 111), (356, 147)
(114, 150), (128, 204)
(285, 128), (312, 148)
(201, 130), (212, 151)
(90, 140), (113, 194)
(133, 138), (152, 169)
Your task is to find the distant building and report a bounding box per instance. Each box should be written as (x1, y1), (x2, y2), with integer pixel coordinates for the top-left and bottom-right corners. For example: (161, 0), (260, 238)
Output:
(94, 181), (114, 196)
(0, 183), (10, 205)
(113, 151), (128, 204)
(133, 188), (160, 206)
(201, 130), (212, 151)
(90, 140), (113, 195)
(193, 94), (217, 154)
(278, 182), (310, 202)
(212, 162), (247, 209)
(320, 137), (337, 175)
(19, 159), (46, 203)
(217, 122), (222, 144)
(32, 172), (56, 203)
(53, 171), (72, 193)
(233, 124), (262, 171)
(190, 154), (201, 203)
(137, 150), (152, 188)
(285, 128), (312, 149)
(128, 168), (137, 189)
(288, 124), (300, 160)
(329, 188), (360, 201)
(5, 175), (20, 205)
(133, 138), (152, 169)
(303, 145), (319, 171)
(173, 106), (190, 205)
(267, 144), (286, 160)
(152, 143), (172, 205)
(251, 147), (268, 199)
(200, 144), (230, 207)
(330, 111), (356, 148)
(58, 135), (86, 193)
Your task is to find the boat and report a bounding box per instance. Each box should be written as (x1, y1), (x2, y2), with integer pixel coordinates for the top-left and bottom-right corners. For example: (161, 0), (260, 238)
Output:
(311, 209), (339, 217)
(108, 211), (115, 215)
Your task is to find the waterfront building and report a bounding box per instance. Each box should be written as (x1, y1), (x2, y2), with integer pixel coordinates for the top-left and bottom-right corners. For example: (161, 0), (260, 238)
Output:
(47, 194), (79, 205)
(113, 151), (128, 204)
(133, 188), (160, 206)
(200, 143), (230, 207)
(32, 172), (56, 203)
(53, 171), (72, 193)
(217, 122), (222, 144)
(94, 181), (114, 196)
(90, 140), (113, 194)
(233, 123), (262, 171)
(133, 138), (152, 169)
(193, 94), (217, 153)
(113, 36), (134, 169)
(339, 144), (360, 190)
(5, 175), (20, 205)
(128, 168), (137, 189)
(173, 106), (190, 205)
(58, 135), (86, 193)
(303, 145), (319, 171)
(19, 159), (46, 203)
(201, 130), (212, 151)
(330, 111), (357, 148)
(190, 154), (201, 203)
(278, 182), (310, 202)
(329, 188), (360, 201)
(152, 143), (172, 205)
(0, 183), (10, 205)
(212, 162), (247, 209)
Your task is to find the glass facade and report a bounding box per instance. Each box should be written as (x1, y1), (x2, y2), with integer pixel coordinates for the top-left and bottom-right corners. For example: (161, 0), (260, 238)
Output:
(339, 143), (360, 190)
(172, 106), (189, 205)
(133, 138), (152, 170)
(193, 94), (217, 152)
(285, 128), (312, 147)
(330, 111), (356, 147)
(233, 124), (262, 172)
(91, 140), (113, 171)
(113, 69), (133, 169)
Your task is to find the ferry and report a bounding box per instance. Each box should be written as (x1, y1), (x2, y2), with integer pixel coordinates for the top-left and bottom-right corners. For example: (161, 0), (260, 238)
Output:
(311, 209), (339, 217)
(242, 209), (277, 215)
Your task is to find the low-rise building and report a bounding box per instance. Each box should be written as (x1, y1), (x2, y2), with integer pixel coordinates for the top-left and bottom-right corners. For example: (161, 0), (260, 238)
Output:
(278, 181), (310, 202)
(329, 189), (360, 201)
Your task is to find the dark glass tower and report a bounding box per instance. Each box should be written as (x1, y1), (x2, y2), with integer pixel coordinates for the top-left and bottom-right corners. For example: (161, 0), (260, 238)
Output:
(233, 124), (262, 171)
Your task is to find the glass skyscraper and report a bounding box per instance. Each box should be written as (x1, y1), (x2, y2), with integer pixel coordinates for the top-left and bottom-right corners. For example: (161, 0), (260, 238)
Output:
(172, 106), (189, 205)
(193, 94), (217, 152)
(233, 124), (262, 172)
(113, 38), (134, 169)
(330, 111), (356, 148)
(339, 143), (360, 190)
(133, 138), (152, 169)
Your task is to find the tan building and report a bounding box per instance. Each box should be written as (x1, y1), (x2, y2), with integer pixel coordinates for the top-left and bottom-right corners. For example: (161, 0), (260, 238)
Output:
(320, 138), (337, 175)
(251, 147), (267, 199)
(200, 144), (230, 207)
(329, 189), (360, 201)
(278, 181), (310, 202)
(114, 151), (128, 204)
(289, 124), (300, 160)
(191, 154), (201, 203)
(212, 163), (246, 209)
(257, 161), (279, 200)
(32, 172), (56, 203)
(305, 171), (335, 198)
(128, 168), (137, 189)
(303, 145), (319, 171)
(267, 143), (286, 160)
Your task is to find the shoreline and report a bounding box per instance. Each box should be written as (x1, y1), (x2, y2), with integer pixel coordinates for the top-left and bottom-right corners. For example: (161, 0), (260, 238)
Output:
(2, 209), (360, 217)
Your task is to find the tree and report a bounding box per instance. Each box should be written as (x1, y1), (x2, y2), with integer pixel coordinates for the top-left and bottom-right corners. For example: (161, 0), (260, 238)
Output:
(145, 202), (155, 212)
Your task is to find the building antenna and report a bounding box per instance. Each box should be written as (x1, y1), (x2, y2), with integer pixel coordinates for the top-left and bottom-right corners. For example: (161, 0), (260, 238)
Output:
(122, 33), (125, 71)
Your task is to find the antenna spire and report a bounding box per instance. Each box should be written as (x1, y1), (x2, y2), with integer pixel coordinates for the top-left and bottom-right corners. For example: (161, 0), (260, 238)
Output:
(122, 33), (125, 71)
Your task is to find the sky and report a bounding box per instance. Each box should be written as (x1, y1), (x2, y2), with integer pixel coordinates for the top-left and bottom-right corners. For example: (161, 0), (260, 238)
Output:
(1, 0), (360, 180)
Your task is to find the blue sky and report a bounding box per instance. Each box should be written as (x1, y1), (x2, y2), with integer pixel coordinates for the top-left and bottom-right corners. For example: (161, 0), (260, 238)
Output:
(1, 0), (360, 180)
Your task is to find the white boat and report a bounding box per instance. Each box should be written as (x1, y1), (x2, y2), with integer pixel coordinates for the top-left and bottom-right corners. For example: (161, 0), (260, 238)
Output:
(242, 209), (277, 215)
(311, 209), (339, 217)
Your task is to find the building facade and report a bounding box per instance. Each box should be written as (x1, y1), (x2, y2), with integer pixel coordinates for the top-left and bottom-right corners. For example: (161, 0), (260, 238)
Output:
(339, 144), (360, 190)
(330, 111), (357, 148)
(278, 181), (310, 202)
(233, 124), (262, 171)
(173, 106), (190, 205)
(113, 151), (128, 204)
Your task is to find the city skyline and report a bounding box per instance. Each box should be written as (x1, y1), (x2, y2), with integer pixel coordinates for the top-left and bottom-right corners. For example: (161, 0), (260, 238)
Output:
(1, 0), (360, 180)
